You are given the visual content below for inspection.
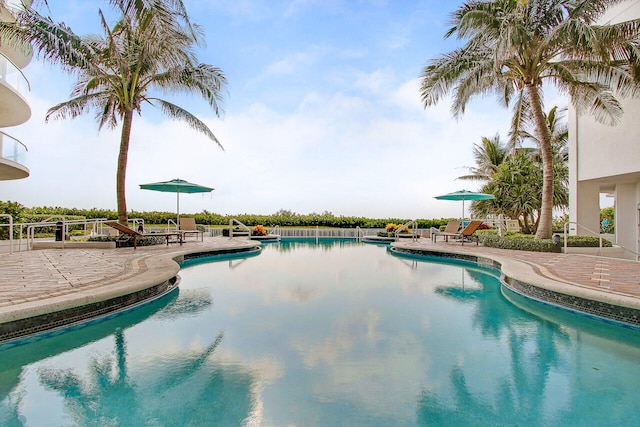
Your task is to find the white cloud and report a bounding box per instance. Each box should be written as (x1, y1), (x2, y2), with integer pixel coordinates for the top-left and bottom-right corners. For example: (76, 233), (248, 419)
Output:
(264, 51), (317, 77)
(2, 0), (552, 220)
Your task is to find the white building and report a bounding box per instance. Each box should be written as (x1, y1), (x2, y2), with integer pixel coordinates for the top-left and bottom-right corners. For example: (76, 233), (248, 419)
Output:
(0, 0), (31, 181)
(568, 0), (640, 260)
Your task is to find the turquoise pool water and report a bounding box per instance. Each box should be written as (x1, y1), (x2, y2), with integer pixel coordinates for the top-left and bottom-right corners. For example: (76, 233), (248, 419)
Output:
(1, 239), (639, 426)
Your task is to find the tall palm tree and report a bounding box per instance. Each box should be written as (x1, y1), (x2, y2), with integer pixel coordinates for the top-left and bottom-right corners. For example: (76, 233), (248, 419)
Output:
(525, 105), (570, 210)
(421, 0), (640, 238)
(458, 133), (510, 181)
(0, 0), (226, 224)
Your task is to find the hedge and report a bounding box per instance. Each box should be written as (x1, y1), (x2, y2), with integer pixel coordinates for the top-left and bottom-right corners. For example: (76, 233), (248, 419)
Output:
(478, 233), (612, 252)
(2, 203), (454, 230)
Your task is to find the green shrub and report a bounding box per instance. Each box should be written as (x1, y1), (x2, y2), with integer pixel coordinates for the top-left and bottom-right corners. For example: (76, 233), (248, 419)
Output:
(477, 233), (612, 252)
(0, 200), (26, 239)
(478, 234), (558, 252)
(376, 231), (394, 237)
(564, 235), (612, 247)
(88, 236), (119, 243)
(600, 207), (614, 233)
(88, 234), (168, 247)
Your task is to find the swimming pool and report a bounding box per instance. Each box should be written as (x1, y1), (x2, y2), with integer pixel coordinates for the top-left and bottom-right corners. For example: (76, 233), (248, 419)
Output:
(1, 239), (639, 426)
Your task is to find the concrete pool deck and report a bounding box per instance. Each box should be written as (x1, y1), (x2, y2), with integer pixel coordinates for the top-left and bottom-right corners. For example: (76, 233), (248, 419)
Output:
(0, 235), (639, 341)
(0, 236), (260, 341)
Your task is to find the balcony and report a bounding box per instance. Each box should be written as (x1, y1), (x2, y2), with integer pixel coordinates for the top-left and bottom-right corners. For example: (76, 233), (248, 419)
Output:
(1, 0), (34, 68)
(0, 52), (30, 127)
(0, 130), (29, 180)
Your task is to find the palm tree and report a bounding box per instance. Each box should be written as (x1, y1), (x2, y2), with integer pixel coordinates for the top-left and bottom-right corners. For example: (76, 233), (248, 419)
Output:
(458, 133), (510, 181)
(0, 0), (225, 224)
(526, 105), (570, 212)
(472, 151), (542, 232)
(421, 0), (640, 239)
(520, 105), (569, 163)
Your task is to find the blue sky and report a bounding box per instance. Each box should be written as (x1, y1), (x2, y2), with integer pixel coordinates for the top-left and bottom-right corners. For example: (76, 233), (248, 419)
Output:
(3, 0), (565, 219)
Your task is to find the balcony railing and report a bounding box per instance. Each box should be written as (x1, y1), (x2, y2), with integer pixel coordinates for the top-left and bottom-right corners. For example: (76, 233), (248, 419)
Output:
(3, 0), (33, 15)
(0, 52), (30, 94)
(0, 130), (28, 164)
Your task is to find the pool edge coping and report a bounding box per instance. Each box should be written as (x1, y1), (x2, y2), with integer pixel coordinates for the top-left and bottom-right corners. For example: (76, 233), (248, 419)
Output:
(0, 241), (261, 343)
(391, 241), (640, 327)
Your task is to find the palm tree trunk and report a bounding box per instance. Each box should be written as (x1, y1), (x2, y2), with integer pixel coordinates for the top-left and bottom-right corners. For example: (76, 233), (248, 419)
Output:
(117, 110), (134, 225)
(526, 84), (554, 239)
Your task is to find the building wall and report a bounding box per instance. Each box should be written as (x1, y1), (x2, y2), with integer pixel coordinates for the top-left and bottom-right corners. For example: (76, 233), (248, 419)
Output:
(573, 97), (640, 182)
(568, 0), (640, 260)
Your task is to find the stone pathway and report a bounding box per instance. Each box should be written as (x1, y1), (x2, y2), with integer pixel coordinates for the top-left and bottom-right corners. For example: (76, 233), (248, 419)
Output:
(0, 237), (258, 314)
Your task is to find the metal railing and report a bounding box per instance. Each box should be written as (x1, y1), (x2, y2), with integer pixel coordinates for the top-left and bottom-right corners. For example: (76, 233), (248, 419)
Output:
(26, 216), (68, 249)
(564, 221), (639, 261)
(0, 131), (28, 165)
(394, 220), (419, 241)
(0, 52), (30, 94)
(215, 227), (388, 239)
(21, 217), (109, 250)
(265, 227), (398, 239)
(563, 221), (603, 253)
(229, 218), (251, 238)
(0, 214), (13, 254)
(5, 0), (33, 10)
(268, 225), (281, 236)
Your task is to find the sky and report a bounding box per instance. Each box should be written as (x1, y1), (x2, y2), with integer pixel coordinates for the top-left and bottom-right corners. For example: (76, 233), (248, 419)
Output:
(2, 0), (567, 220)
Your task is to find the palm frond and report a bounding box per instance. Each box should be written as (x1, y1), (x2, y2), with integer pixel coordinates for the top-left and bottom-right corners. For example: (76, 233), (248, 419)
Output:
(152, 99), (224, 150)
(149, 64), (227, 115)
(508, 91), (531, 150)
(45, 93), (107, 123)
(0, 7), (96, 71)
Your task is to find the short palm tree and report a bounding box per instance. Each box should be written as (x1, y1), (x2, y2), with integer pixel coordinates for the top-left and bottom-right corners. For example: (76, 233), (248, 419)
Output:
(458, 133), (510, 182)
(1, 0), (226, 224)
(421, 0), (640, 239)
(520, 105), (568, 158)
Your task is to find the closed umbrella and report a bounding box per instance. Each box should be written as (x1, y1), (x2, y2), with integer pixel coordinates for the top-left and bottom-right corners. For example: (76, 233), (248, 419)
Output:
(140, 178), (214, 223)
(434, 189), (495, 226)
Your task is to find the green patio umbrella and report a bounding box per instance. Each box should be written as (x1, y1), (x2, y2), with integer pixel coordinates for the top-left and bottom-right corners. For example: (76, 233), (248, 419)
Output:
(434, 189), (495, 225)
(140, 178), (214, 222)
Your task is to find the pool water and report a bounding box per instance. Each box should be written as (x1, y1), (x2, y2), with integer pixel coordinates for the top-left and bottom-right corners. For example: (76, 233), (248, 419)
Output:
(1, 239), (639, 426)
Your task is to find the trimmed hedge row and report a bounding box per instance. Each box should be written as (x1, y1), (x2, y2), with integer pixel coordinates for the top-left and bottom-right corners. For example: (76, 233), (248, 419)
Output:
(564, 236), (612, 248)
(7, 205), (453, 230)
(478, 234), (557, 252)
(477, 233), (612, 252)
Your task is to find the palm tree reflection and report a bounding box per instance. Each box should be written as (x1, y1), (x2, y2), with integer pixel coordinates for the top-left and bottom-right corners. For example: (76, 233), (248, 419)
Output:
(0, 285), (256, 425)
(36, 330), (256, 425)
(384, 252), (575, 423)
(420, 267), (612, 425)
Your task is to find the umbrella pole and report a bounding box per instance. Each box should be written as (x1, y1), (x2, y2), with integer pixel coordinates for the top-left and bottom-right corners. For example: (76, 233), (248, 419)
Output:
(176, 190), (180, 227)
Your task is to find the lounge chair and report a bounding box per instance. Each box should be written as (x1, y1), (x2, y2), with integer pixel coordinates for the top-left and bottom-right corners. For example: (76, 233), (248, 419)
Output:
(431, 220), (461, 242)
(178, 217), (204, 241)
(105, 221), (183, 249)
(434, 220), (483, 245)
